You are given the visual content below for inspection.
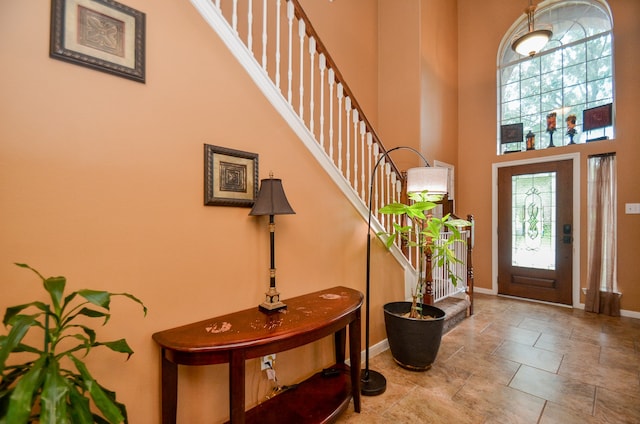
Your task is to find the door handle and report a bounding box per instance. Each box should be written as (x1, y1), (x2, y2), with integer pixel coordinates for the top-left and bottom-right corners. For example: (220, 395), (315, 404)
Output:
(563, 224), (572, 234)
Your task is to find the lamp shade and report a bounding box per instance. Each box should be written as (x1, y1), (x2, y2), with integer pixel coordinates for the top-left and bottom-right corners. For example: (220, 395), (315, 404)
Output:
(249, 178), (296, 216)
(406, 167), (448, 195)
(512, 29), (552, 57)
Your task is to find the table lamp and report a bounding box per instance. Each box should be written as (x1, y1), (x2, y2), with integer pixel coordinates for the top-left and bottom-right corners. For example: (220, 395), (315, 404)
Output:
(250, 173), (295, 312)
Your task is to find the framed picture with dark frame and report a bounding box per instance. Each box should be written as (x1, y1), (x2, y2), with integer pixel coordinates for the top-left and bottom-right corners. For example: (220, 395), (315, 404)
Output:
(50, 0), (146, 83)
(583, 103), (613, 131)
(204, 144), (259, 207)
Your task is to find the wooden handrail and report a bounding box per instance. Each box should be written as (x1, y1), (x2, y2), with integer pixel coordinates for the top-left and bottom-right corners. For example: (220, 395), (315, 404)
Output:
(289, 0), (402, 180)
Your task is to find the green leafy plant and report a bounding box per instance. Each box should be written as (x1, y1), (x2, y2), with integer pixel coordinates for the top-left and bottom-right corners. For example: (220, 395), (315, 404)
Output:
(0, 263), (147, 424)
(379, 191), (471, 319)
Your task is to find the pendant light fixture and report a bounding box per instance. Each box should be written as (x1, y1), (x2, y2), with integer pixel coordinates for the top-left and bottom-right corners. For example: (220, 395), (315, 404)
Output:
(512, 0), (552, 57)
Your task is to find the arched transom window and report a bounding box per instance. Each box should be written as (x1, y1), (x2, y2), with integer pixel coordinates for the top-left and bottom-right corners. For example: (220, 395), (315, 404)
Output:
(498, 0), (614, 154)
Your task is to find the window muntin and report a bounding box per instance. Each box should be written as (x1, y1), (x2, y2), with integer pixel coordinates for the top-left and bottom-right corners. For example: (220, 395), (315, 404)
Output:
(498, 1), (614, 154)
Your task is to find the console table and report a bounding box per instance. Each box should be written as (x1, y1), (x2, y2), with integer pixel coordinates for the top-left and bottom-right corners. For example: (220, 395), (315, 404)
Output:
(152, 286), (363, 423)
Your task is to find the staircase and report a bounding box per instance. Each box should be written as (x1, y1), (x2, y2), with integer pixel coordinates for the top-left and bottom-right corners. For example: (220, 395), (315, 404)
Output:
(189, 0), (473, 318)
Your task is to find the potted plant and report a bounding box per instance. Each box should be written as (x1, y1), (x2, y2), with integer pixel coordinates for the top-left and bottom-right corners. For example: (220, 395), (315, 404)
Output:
(378, 191), (471, 370)
(0, 263), (147, 424)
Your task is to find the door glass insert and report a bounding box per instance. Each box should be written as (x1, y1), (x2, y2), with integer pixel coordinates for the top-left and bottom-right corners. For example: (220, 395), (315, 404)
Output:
(511, 172), (557, 270)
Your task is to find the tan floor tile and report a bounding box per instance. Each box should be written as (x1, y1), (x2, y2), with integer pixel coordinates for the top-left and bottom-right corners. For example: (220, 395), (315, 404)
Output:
(453, 374), (545, 423)
(518, 316), (574, 337)
(599, 345), (640, 373)
(481, 322), (542, 346)
(594, 386), (640, 423)
(493, 340), (563, 373)
(559, 352), (640, 397)
(382, 385), (484, 424)
(539, 401), (604, 424)
(535, 332), (602, 358)
(446, 349), (520, 385)
(509, 365), (596, 414)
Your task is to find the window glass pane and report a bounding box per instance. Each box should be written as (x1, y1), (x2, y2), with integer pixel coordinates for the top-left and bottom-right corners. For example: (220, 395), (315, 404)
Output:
(564, 83), (586, 107)
(503, 81), (520, 102)
(521, 96), (540, 116)
(541, 89), (562, 111)
(587, 34), (611, 60)
(521, 77), (541, 97)
(520, 58), (540, 79)
(563, 43), (586, 67)
(587, 77), (613, 102)
(587, 56), (612, 81)
(563, 63), (586, 87)
(502, 100), (521, 121)
(511, 172), (557, 270)
(540, 69), (563, 92)
(501, 64), (520, 84)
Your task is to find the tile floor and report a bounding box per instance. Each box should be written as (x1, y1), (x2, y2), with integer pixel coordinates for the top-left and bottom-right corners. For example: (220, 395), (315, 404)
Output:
(337, 293), (640, 423)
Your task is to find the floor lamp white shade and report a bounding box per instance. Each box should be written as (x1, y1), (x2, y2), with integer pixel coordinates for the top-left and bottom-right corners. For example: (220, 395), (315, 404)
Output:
(406, 166), (448, 194)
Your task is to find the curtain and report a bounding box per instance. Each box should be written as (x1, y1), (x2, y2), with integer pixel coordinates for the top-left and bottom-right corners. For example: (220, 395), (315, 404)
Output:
(585, 154), (620, 316)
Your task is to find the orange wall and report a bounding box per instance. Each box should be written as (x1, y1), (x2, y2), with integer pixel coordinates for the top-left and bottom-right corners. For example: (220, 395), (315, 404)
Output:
(2, 0), (637, 422)
(457, 0), (640, 312)
(0, 1), (392, 422)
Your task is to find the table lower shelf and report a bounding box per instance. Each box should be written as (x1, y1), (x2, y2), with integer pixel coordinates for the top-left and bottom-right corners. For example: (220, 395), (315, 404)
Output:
(234, 364), (353, 424)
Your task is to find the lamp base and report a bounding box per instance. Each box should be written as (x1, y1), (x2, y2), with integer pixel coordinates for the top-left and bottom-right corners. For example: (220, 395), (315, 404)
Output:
(259, 301), (287, 313)
(259, 286), (287, 313)
(360, 369), (386, 396)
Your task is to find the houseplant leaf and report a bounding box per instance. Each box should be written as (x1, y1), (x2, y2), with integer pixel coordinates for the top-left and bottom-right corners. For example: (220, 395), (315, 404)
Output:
(40, 360), (69, 424)
(4, 355), (46, 423)
(71, 356), (124, 424)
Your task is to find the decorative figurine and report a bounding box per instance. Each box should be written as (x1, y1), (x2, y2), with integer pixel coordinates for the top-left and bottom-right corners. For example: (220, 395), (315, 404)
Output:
(526, 130), (536, 150)
(566, 114), (577, 144)
(546, 112), (557, 147)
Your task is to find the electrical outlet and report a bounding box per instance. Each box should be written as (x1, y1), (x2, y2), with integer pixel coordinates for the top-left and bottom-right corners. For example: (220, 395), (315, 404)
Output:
(261, 354), (276, 371)
(625, 203), (640, 214)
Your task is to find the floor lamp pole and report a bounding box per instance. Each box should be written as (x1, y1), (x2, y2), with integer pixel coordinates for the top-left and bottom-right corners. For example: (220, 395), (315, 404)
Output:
(361, 146), (429, 396)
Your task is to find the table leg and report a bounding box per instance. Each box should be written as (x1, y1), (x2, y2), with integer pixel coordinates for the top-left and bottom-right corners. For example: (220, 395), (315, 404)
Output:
(229, 350), (246, 423)
(349, 311), (362, 412)
(161, 349), (178, 424)
(334, 327), (346, 365)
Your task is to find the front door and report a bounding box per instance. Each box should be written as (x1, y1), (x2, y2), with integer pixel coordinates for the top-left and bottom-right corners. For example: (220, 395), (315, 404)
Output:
(497, 159), (573, 305)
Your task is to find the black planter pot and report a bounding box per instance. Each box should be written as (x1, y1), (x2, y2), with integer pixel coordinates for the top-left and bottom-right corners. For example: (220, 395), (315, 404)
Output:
(383, 301), (446, 371)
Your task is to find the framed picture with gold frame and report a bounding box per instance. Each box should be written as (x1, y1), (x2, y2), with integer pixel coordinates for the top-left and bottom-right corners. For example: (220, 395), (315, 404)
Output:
(50, 0), (146, 83)
(204, 144), (259, 207)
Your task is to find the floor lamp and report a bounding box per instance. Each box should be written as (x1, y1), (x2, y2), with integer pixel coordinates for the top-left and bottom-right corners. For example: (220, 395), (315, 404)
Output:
(361, 146), (449, 396)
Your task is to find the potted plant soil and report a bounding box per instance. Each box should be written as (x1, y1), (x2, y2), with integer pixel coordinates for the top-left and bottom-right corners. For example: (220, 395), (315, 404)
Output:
(378, 191), (470, 370)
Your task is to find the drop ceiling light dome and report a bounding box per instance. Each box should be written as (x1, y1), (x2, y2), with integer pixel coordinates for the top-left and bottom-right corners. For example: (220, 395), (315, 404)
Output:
(512, 0), (552, 57)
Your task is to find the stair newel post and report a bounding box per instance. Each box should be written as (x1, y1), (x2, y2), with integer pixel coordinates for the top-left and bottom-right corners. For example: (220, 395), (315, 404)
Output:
(466, 214), (475, 315)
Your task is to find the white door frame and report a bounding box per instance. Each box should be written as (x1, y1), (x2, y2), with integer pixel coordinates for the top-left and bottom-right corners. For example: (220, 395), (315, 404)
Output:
(492, 153), (581, 308)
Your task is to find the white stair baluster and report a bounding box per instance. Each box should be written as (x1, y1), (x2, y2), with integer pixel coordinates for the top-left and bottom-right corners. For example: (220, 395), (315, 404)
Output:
(232, 0), (238, 33)
(275, 0), (281, 88)
(247, 0), (253, 53)
(345, 97), (351, 184)
(319, 54), (326, 149)
(337, 83), (343, 170)
(298, 19), (305, 119)
(360, 122), (366, 199)
(366, 133), (373, 203)
(352, 110), (359, 193)
(328, 68), (335, 163)
(287, 1), (294, 104)
(309, 37), (316, 134)
(261, 0), (267, 70)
